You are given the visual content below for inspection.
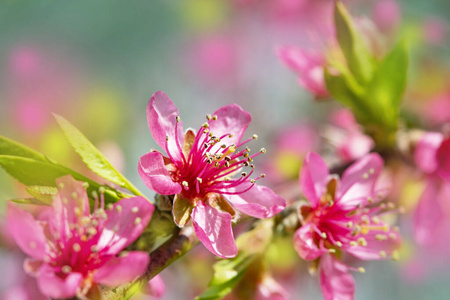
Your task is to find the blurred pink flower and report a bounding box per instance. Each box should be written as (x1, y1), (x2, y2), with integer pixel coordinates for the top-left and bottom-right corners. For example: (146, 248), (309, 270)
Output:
(255, 275), (288, 300)
(138, 91), (285, 258)
(277, 46), (329, 98)
(327, 109), (374, 163)
(295, 152), (401, 299)
(372, 0), (401, 33)
(190, 35), (239, 84)
(262, 124), (319, 186)
(423, 17), (448, 46)
(413, 132), (450, 248)
(142, 275), (165, 298)
(7, 175), (154, 299)
(425, 92), (450, 125)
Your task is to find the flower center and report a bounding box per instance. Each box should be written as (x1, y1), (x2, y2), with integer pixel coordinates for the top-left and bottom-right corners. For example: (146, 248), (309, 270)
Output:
(166, 114), (267, 200)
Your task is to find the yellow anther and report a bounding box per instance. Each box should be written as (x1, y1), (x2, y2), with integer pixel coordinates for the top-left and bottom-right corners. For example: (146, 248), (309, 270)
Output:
(73, 243), (81, 252)
(206, 114), (212, 120)
(134, 217), (142, 225)
(182, 181), (189, 187)
(252, 134), (258, 140)
(358, 267), (366, 273)
(392, 250), (399, 261)
(379, 250), (387, 258)
(132, 207), (139, 213)
(362, 173), (369, 179)
(176, 116), (180, 122)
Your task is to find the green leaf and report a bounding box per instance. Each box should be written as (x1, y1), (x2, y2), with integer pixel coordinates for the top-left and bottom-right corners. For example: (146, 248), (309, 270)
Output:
(195, 254), (255, 300)
(26, 186), (58, 205)
(0, 155), (120, 204)
(334, 1), (373, 83)
(324, 68), (371, 121)
(11, 198), (51, 206)
(54, 114), (142, 196)
(0, 135), (48, 162)
(366, 40), (408, 121)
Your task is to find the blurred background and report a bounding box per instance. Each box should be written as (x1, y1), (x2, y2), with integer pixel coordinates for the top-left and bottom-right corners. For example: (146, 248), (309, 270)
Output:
(0, 0), (449, 299)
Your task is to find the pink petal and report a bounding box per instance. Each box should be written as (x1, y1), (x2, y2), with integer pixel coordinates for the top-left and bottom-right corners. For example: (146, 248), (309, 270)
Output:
(256, 275), (289, 300)
(191, 202), (237, 258)
(414, 132), (443, 174)
(372, 0), (401, 33)
(98, 196), (154, 255)
(53, 175), (90, 225)
(277, 46), (328, 97)
(337, 153), (384, 209)
(413, 179), (445, 246)
(319, 255), (355, 300)
(300, 152), (330, 207)
(225, 184), (285, 218)
(36, 264), (83, 299)
(293, 224), (326, 261)
(208, 104), (251, 146)
(346, 230), (401, 260)
(147, 91), (185, 163)
(142, 275), (165, 297)
(437, 138), (450, 179)
(138, 151), (182, 195)
(336, 131), (374, 163)
(94, 251), (149, 287)
(7, 202), (47, 260)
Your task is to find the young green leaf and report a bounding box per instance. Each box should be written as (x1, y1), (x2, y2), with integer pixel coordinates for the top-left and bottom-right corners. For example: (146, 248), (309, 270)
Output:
(26, 186), (58, 205)
(11, 198), (51, 206)
(324, 68), (372, 122)
(366, 40), (408, 117)
(54, 114), (142, 196)
(0, 135), (49, 162)
(0, 155), (120, 204)
(195, 254), (255, 300)
(334, 1), (373, 83)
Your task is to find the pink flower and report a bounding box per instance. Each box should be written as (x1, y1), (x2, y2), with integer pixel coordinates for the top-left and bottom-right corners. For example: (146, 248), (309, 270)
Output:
(7, 175), (154, 299)
(294, 152), (401, 300)
(138, 91), (286, 258)
(142, 275), (165, 298)
(327, 109), (374, 163)
(255, 275), (289, 300)
(277, 46), (329, 98)
(372, 0), (401, 34)
(413, 132), (450, 247)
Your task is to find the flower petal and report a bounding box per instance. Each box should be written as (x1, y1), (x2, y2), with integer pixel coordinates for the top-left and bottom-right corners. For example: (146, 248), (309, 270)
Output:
(437, 137), (450, 179)
(277, 46), (328, 97)
(319, 255), (355, 300)
(208, 104), (251, 146)
(225, 184), (285, 218)
(413, 178), (445, 246)
(94, 251), (149, 287)
(53, 175), (90, 225)
(300, 152), (330, 207)
(346, 229), (401, 260)
(138, 151), (182, 195)
(293, 224), (327, 261)
(142, 275), (165, 297)
(337, 153), (384, 209)
(191, 202), (237, 258)
(147, 91), (185, 163)
(414, 132), (443, 174)
(98, 196), (154, 255)
(36, 264), (83, 299)
(7, 202), (47, 260)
